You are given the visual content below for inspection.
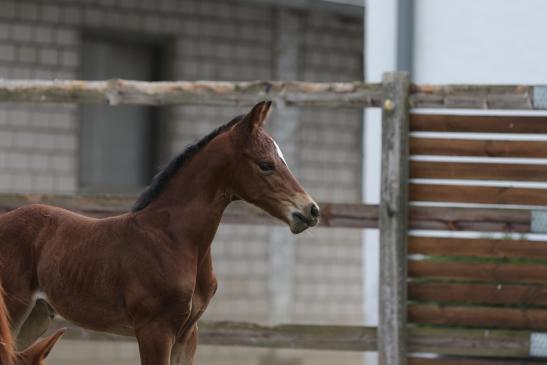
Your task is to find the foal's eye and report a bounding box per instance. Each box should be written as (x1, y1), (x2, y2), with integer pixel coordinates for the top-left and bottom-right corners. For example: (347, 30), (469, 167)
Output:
(257, 161), (275, 172)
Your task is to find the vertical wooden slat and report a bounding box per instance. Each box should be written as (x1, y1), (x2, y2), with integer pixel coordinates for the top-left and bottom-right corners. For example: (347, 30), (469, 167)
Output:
(379, 72), (410, 365)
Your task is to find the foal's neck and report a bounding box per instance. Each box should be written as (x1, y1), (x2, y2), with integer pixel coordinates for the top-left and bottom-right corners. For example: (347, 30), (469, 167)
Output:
(138, 134), (233, 251)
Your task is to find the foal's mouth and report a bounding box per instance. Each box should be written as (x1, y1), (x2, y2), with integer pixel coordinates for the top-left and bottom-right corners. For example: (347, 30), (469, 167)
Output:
(290, 212), (318, 234)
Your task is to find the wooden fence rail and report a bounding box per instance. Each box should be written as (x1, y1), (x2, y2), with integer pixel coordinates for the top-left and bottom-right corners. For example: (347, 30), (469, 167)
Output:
(1, 80), (547, 110)
(0, 79), (383, 108)
(48, 319), (544, 359)
(0, 193), (539, 233)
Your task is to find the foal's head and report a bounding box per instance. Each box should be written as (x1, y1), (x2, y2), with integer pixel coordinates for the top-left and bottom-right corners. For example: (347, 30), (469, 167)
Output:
(228, 101), (320, 234)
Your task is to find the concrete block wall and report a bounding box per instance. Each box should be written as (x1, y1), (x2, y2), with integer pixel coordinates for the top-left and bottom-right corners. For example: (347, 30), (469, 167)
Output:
(0, 1), (364, 364)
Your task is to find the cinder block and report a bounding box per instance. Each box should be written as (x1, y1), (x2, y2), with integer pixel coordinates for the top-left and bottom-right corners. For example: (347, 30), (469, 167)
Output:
(40, 47), (58, 65)
(0, 174), (11, 190)
(13, 131), (34, 148)
(50, 155), (73, 171)
(9, 66), (32, 78)
(17, 45), (38, 63)
(55, 175), (76, 193)
(11, 173), (32, 191)
(61, 49), (78, 67)
(17, 2), (38, 21)
(7, 152), (29, 169)
(29, 154), (48, 170)
(0, 43), (15, 61)
(55, 28), (78, 46)
(61, 6), (81, 25)
(33, 25), (54, 43)
(0, 23), (10, 40)
(33, 175), (54, 192)
(42, 4), (61, 23)
(0, 1), (16, 19)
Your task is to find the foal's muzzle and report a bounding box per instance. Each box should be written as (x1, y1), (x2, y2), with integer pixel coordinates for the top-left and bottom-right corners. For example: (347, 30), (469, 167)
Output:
(290, 202), (320, 234)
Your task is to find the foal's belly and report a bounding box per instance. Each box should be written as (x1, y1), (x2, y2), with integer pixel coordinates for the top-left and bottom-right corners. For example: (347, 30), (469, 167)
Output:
(39, 289), (135, 336)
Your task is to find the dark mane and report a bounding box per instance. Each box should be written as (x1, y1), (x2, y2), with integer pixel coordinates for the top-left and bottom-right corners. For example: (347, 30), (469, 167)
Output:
(132, 115), (244, 212)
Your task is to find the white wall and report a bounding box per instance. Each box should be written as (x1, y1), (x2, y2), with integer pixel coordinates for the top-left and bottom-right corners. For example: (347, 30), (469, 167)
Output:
(414, 0), (547, 83)
(363, 1), (400, 364)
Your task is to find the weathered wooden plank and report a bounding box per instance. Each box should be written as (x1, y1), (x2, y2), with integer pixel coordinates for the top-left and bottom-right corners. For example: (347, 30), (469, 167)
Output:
(0, 79), (383, 108)
(49, 320), (536, 358)
(410, 138), (547, 158)
(409, 327), (531, 358)
(409, 282), (547, 306)
(409, 358), (538, 365)
(2, 81), (546, 111)
(411, 161), (547, 182)
(408, 261), (547, 284)
(410, 114), (547, 133)
(0, 193), (379, 229)
(49, 320), (377, 351)
(409, 206), (530, 232)
(0, 193), (531, 232)
(379, 72), (410, 365)
(409, 304), (547, 331)
(408, 237), (547, 259)
(410, 184), (547, 206)
(410, 85), (536, 110)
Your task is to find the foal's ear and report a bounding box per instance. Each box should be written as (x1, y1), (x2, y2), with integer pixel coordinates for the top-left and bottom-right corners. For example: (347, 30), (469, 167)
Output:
(20, 328), (66, 363)
(241, 101), (272, 134)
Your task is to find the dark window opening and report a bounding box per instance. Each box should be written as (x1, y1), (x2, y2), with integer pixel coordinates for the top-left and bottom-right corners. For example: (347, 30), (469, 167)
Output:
(79, 32), (169, 194)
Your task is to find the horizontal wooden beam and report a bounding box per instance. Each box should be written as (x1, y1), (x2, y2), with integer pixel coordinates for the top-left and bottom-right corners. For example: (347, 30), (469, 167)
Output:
(410, 114), (547, 133)
(410, 184), (547, 206)
(0, 79), (383, 108)
(411, 161), (547, 182)
(48, 320), (541, 358)
(409, 206), (530, 232)
(410, 85), (545, 110)
(409, 282), (547, 306)
(408, 237), (547, 259)
(0, 193), (535, 232)
(410, 138), (547, 158)
(409, 303), (547, 331)
(2, 80), (547, 110)
(409, 358), (540, 365)
(0, 193), (379, 229)
(409, 260), (547, 284)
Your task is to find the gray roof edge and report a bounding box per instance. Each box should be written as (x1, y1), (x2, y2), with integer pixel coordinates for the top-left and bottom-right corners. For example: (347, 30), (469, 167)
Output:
(239, 0), (364, 17)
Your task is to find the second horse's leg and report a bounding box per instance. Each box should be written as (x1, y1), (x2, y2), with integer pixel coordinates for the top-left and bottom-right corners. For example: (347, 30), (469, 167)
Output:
(16, 299), (55, 350)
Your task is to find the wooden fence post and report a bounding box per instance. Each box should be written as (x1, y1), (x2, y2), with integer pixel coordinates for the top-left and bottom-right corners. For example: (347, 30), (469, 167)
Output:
(378, 71), (410, 365)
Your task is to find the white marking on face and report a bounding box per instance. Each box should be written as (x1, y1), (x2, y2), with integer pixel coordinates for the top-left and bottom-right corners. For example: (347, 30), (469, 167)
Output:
(272, 138), (287, 165)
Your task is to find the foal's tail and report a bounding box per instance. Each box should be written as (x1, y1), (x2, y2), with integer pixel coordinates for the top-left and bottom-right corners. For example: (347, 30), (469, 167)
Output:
(0, 285), (65, 365)
(0, 284), (15, 365)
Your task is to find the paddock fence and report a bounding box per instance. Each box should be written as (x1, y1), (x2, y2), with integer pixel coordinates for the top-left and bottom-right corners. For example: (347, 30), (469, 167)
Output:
(2, 74), (547, 365)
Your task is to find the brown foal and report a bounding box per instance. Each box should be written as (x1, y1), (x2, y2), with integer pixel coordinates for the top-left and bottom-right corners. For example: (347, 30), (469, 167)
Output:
(0, 101), (319, 365)
(0, 284), (64, 365)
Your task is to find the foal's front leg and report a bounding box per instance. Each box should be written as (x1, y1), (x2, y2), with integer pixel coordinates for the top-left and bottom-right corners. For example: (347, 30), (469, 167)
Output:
(135, 322), (174, 365)
(170, 324), (198, 365)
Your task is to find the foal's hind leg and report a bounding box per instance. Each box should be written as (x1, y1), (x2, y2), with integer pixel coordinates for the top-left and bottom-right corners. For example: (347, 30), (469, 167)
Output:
(170, 324), (198, 365)
(16, 299), (55, 349)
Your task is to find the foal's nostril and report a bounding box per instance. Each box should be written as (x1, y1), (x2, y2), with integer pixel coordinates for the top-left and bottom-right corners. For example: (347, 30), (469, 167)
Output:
(310, 203), (320, 218)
